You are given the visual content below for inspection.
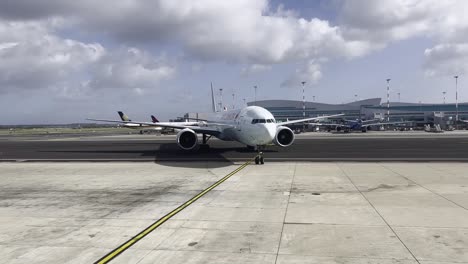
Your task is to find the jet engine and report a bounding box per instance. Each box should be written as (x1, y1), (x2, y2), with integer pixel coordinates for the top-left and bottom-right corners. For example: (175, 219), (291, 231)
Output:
(176, 128), (198, 150)
(273, 126), (295, 147)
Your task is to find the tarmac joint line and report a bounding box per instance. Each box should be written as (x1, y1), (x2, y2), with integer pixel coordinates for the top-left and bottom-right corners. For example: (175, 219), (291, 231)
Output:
(94, 156), (256, 264)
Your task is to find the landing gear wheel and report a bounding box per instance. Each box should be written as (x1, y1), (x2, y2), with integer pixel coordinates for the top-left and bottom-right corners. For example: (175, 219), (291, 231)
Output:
(255, 150), (264, 165)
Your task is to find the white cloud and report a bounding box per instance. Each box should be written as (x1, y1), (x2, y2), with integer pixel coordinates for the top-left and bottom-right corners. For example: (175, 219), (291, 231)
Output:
(0, 21), (175, 96)
(281, 61), (322, 88)
(86, 48), (176, 93)
(0, 21), (104, 94)
(424, 43), (468, 76)
(337, 0), (468, 76)
(339, 0), (451, 42)
(0, 1), (376, 63)
(1, 0), (468, 95)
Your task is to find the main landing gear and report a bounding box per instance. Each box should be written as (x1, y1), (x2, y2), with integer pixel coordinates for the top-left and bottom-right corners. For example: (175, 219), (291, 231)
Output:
(200, 134), (212, 151)
(254, 145), (265, 165)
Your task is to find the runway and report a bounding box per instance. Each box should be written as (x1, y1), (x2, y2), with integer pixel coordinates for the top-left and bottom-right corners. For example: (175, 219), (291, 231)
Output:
(2, 132), (468, 161)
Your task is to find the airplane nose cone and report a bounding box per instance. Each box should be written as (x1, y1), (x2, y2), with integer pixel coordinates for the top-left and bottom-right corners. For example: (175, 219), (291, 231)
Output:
(267, 124), (276, 140)
(260, 124), (276, 144)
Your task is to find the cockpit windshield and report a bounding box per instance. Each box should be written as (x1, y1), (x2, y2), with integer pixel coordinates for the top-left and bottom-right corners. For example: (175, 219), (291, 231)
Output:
(252, 119), (275, 124)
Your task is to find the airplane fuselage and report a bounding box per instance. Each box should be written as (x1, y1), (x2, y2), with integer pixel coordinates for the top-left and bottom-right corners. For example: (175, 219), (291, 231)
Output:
(202, 106), (277, 146)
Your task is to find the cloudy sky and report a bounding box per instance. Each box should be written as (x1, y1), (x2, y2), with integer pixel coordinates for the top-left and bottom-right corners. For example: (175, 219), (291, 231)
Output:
(1, 0), (468, 124)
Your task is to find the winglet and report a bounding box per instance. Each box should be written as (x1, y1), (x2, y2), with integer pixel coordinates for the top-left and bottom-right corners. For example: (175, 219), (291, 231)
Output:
(151, 115), (159, 123)
(211, 82), (218, 113)
(118, 111), (131, 121)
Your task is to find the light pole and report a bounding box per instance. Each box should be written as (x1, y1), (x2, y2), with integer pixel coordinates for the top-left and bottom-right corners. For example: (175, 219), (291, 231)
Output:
(386, 79), (391, 122)
(243, 98), (246, 106)
(443, 91), (446, 104)
(313, 95), (315, 102)
(254, 85), (257, 106)
(355, 94), (358, 101)
(455, 76), (459, 129)
(398, 92), (401, 102)
(301, 81), (306, 132)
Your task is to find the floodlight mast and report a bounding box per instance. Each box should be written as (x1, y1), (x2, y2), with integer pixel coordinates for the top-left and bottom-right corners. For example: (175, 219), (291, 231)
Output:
(386, 79), (391, 122)
(455, 75), (459, 129)
(301, 81), (306, 132)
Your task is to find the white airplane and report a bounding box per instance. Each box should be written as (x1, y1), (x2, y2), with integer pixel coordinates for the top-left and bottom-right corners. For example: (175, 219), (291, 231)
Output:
(88, 84), (343, 164)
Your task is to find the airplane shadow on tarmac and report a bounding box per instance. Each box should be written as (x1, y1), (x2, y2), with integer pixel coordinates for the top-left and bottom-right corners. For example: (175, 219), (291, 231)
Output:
(154, 143), (259, 168)
(39, 142), (277, 168)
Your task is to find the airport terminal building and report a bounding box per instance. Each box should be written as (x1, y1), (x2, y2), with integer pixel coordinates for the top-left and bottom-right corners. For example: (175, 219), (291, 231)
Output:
(247, 99), (381, 121)
(246, 99), (468, 129)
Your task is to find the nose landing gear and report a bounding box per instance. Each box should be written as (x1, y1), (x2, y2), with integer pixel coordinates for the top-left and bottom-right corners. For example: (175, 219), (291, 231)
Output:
(254, 145), (265, 165)
(255, 153), (264, 165)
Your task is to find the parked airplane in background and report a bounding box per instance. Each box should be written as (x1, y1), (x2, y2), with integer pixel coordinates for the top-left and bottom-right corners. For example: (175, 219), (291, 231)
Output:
(116, 111), (156, 133)
(100, 111), (196, 134)
(115, 111), (163, 134)
(87, 84), (344, 164)
(320, 118), (409, 133)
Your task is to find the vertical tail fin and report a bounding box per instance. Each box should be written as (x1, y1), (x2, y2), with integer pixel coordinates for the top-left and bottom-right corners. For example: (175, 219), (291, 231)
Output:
(118, 111), (131, 121)
(151, 115), (159, 123)
(211, 82), (218, 113)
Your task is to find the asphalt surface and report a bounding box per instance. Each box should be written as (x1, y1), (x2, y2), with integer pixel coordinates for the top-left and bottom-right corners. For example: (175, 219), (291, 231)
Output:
(1, 134), (468, 161)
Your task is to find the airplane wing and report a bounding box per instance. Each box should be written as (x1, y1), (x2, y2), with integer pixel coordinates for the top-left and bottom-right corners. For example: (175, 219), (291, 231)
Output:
(276, 114), (344, 126)
(361, 118), (381, 124)
(86, 118), (223, 136)
(362, 121), (411, 127)
(308, 122), (351, 128)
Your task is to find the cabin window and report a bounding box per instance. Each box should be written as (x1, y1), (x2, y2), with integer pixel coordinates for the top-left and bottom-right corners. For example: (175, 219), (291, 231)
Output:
(259, 119), (266, 123)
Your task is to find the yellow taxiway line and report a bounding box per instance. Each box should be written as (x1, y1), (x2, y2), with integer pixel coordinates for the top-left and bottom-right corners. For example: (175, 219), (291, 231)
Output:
(94, 157), (255, 264)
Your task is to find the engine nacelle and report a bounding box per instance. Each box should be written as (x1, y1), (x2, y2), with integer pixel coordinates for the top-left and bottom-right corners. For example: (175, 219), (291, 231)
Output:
(176, 128), (198, 150)
(273, 126), (295, 147)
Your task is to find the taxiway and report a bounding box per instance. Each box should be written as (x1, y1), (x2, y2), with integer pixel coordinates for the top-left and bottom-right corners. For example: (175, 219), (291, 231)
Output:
(1, 132), (468, 161)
